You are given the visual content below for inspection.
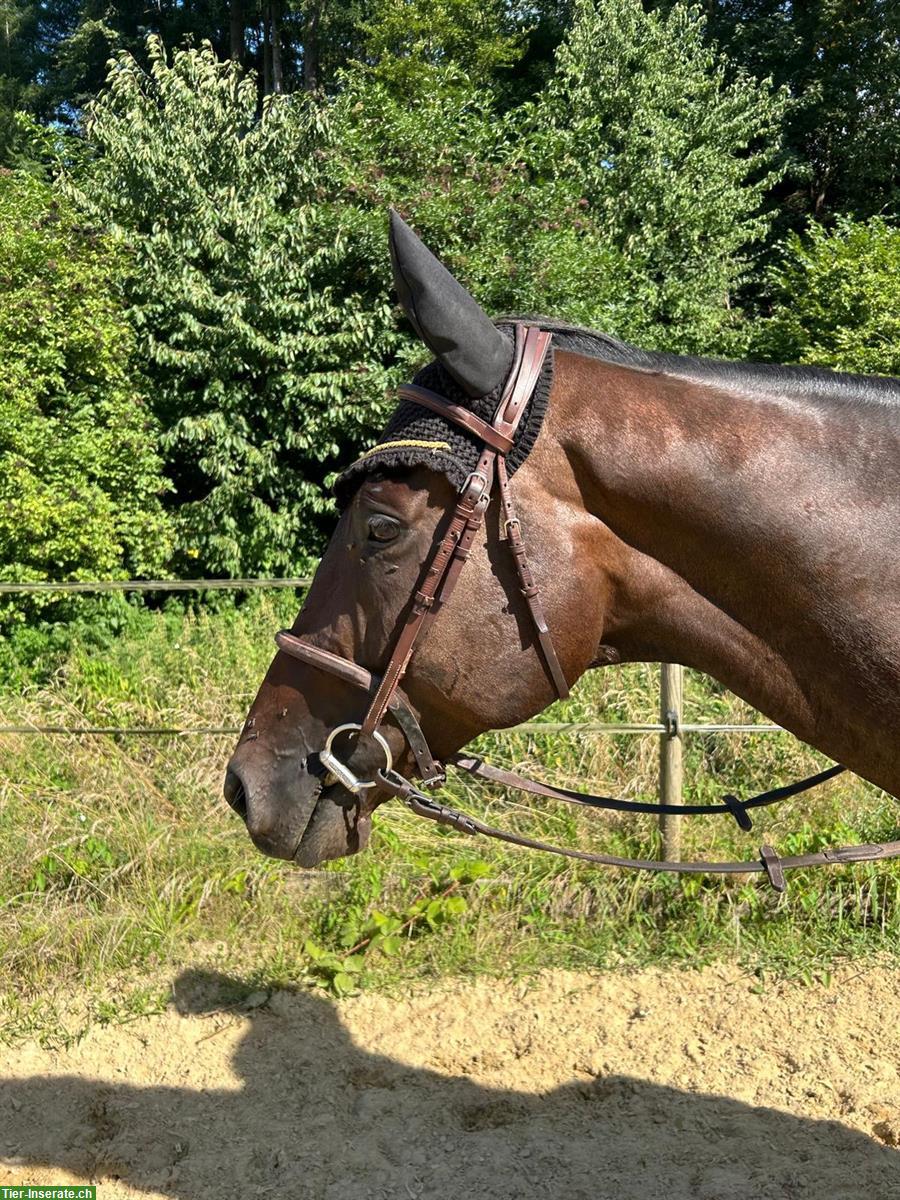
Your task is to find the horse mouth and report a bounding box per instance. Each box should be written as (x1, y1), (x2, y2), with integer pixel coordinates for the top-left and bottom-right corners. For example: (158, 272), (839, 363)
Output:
(293, 779), (373, 866)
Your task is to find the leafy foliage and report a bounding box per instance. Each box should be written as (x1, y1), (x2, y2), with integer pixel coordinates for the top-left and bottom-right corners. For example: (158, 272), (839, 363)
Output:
(537, 0), (786, 351)
(67, 10), (783, 572)
(303, 859), (490, 995)
(72, 38), (401, 576)
(0, 0), (555, 134)
(754, 218), (900, 377)
(325, 0), (786, 353)
(1, 3), (887, 602)
(357, 0), (524, 93)
(323, 68), (574, 317)
(0, 111), (73, 177)
(0, 169), (172, 625)
(656, 0), (900, 224)
(5, 0), (900, 234)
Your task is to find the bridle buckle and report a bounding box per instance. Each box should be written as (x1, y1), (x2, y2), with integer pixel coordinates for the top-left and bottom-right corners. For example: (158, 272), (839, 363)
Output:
(460, 470), (490, 509)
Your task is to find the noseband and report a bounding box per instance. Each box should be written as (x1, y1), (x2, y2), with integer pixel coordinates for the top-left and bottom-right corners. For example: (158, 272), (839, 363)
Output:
(274, 324), (900, 891)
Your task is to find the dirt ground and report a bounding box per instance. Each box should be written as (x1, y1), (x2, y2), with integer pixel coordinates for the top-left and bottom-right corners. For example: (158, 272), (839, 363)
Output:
(2, 963), (899, 1200)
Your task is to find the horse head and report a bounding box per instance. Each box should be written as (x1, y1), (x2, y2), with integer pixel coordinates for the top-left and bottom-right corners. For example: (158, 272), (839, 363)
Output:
(223, 213), (612, 865)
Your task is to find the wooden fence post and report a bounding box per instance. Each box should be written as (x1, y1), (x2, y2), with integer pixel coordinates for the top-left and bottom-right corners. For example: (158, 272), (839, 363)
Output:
(659, 663), (684, 860)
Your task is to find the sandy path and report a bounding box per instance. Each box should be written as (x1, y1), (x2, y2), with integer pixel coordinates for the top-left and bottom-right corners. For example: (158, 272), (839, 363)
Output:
(2, 964), (899, 1200)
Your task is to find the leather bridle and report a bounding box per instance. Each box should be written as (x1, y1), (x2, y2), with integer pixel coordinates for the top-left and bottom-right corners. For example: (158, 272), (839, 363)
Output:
(275, 322), (562, 787)
(274, 323), (900, 892)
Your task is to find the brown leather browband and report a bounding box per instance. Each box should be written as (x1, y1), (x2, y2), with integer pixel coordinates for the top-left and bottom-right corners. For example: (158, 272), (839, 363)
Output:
(275, 323), (900, 891)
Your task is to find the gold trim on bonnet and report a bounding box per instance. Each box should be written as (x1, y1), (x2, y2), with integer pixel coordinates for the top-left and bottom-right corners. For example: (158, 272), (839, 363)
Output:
(348, 439), (452, 469)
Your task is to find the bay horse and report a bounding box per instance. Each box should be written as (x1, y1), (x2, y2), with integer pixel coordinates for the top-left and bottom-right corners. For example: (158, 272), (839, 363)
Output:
(224, 211), (900, 870)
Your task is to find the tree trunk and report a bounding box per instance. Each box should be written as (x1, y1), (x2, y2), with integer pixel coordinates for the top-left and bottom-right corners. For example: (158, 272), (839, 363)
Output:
(229, 0), (244, 63)
(303, 3), (320, 93)
(262, 3), (272, 95)
(271, 0), (283, 94)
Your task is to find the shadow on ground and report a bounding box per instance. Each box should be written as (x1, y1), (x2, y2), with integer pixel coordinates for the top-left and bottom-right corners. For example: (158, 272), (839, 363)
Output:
(1, 968), (897, 1200)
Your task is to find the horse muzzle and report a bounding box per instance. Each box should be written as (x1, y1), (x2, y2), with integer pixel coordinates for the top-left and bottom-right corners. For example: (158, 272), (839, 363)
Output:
(223, 749), (377, 866)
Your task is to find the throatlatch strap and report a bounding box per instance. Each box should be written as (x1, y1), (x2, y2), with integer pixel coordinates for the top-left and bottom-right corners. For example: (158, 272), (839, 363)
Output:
(496, 457), (569, 699)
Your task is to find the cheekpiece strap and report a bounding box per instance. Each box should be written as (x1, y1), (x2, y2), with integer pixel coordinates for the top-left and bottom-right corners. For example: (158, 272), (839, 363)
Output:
(359, 324), (562, 738)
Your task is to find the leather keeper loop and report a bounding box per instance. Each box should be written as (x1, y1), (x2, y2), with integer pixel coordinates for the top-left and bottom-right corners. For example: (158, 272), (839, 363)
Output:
(760, 844), (787, 892)
(721, 793), (754, 832)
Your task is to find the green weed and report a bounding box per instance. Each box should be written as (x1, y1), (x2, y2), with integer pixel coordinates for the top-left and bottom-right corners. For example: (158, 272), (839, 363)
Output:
(1, 593), (898, 1044)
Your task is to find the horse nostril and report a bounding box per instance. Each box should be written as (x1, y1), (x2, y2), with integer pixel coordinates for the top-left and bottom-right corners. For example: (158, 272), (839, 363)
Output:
(223, 768), (247, 819)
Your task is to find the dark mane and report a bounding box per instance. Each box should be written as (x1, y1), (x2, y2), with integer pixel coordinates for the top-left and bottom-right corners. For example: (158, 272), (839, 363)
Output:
(498, 315), (900, 409)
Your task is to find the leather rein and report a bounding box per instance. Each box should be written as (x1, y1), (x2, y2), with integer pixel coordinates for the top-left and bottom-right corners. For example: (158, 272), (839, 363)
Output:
(275, 323), (900, 893)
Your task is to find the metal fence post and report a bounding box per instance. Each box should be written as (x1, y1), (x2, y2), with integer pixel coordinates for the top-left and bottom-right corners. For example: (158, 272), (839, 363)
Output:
(659, 663), (684, 860)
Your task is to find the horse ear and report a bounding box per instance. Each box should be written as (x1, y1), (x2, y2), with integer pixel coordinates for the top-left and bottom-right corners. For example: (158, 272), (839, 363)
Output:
(389, 209), (513, 398)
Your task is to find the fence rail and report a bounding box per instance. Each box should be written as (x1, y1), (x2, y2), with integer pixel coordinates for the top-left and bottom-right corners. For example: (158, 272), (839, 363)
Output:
(0, 578), (313, 594)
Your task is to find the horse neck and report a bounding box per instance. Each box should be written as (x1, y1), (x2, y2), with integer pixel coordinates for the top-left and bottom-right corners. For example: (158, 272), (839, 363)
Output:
(543, 348), (843, 739)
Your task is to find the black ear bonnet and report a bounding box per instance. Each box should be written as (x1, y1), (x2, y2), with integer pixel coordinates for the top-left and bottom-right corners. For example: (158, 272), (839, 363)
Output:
(334, 325), (554, 508)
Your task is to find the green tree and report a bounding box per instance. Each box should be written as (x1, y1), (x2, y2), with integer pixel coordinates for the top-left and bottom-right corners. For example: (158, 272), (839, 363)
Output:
(71, 12), (786, 573)
(754, 218), (900, 377)
(71, 38), (401, 576)
(651, 0), (900, 223)
(536, 0), (786, 351)
(323, 69), (573, 317)
(0, 169), (172, 623)
(357, 0), (523, 93)
(329, 0), (785, 353)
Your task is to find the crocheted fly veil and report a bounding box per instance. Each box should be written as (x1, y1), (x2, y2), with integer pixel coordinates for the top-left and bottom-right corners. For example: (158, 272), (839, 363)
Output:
(335, 325), (554, 506)
(336, 211), (553, 502)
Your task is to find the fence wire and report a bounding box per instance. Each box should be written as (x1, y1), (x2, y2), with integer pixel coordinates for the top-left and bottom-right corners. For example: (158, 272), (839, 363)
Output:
(0, 578), (312, 594)
(0, 577), (784, 739)
(0, 721), (783, 737)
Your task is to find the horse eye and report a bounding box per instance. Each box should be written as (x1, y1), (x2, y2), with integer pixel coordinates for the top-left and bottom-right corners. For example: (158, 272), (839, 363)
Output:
(367, 514), (402, 543)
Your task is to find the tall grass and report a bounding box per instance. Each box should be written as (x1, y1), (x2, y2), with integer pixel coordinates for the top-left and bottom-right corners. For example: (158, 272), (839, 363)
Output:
(1, 593), (898, 1045)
